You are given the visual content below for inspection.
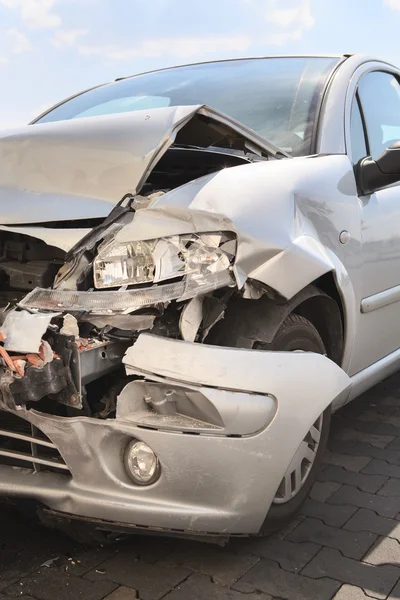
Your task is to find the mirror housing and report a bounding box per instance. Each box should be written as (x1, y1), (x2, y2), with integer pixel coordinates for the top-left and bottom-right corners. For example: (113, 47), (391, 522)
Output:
(357, 141), (400, 194)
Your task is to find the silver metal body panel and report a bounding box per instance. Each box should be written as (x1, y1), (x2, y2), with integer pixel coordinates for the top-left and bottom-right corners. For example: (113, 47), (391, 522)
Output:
(337, 58), (400, 374)
(115, 154), (359, 298)
(361, 285), (400, 314)
(0, 105), (283, 225)
(0, 106), (200, 223)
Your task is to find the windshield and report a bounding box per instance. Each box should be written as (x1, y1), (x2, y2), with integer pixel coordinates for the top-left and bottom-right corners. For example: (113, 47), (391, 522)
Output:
(35, 57), (340, 156)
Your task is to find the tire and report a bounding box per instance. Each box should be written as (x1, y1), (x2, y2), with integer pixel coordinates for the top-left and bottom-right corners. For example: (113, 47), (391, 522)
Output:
(262, 406), (330, 533)
(257, 314), (331, 533)
(211, 311), (331, 534)
(254, 313), (326, 354)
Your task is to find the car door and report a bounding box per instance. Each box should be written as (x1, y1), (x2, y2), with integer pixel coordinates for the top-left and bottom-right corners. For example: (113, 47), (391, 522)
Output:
(349, 70), (400, 374)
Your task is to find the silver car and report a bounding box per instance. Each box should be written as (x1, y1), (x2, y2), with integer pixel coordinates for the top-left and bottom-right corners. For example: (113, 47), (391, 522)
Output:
(0, 53), (399, 540)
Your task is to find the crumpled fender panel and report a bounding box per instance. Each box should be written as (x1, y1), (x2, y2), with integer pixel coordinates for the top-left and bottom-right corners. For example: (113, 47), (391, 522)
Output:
(114, 153), (361, 300)
(114, 205), (334, 298)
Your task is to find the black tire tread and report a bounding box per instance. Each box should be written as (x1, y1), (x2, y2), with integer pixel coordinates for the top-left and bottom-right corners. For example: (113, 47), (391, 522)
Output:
(259, 313), (330, 533)
(261, 313), (322, 344)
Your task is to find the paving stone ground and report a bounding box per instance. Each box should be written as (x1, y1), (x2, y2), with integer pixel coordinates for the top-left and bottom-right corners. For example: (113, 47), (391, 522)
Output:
(2, 372), (400, 599)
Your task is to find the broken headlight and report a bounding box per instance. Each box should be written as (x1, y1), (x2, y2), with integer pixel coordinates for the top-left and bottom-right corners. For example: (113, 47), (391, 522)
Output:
(93, 233), (236, 289)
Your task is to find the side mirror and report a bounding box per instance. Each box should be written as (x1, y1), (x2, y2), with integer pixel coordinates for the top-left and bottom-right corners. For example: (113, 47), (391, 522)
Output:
(357, 141), (400, 194)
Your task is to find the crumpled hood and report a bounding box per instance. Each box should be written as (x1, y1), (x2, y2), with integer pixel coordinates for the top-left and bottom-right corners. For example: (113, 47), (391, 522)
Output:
(0, 104), (282, 226)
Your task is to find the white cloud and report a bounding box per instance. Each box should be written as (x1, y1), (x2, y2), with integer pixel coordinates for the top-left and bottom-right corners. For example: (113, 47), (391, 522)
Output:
(0, 120), (23, 131)
(79, 34), (251, 62)
(0, 56), (8, 65)
(7, 28), (31, 53)
(267, 26), (310, 45)
(52, 28), (88, 48)
(240, 0), (315, 46)
(267, 0), (315, 45)
(0, 0), (61, 29)
(385, 0), (400, 10)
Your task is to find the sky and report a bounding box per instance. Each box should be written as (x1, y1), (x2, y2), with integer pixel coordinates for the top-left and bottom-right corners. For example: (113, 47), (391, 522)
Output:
(0, 0), (399, 130)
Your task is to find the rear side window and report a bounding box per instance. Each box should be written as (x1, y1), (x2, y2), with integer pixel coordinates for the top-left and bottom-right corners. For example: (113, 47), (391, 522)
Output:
(357, 71), (400, 160)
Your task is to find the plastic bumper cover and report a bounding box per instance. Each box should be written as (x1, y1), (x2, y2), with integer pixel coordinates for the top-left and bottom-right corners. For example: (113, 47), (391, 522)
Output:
(0, 335), (351, 535)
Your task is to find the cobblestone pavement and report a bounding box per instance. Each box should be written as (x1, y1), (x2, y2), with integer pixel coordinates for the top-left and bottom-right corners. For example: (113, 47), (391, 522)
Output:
(2, 373), (400, 600)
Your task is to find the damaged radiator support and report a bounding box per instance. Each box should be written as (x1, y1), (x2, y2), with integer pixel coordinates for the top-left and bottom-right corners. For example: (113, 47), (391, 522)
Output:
(0, 311), (129, 411)
(10, 360), (74, 406)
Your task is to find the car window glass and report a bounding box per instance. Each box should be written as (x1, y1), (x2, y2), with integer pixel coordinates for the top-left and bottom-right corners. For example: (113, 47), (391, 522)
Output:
(350, 97), (367, 164)
(358, 71), (400, 159)
(76, 96), (170, 119)
(34, 57), (339, 157)
(382, 124), (400, 144)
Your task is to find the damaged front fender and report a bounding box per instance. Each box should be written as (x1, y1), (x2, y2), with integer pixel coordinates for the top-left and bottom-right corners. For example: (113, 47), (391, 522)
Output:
(106, 152), (359, 301)
(112, 204), (335, 297)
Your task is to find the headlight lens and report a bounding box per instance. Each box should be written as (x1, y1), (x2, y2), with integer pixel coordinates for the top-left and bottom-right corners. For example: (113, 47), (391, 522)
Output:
(93, 233), (236, 289)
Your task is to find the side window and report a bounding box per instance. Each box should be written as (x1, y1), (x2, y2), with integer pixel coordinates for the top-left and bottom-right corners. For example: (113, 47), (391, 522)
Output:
(351, 96), (367, 164)
(358, 71), (400, 160)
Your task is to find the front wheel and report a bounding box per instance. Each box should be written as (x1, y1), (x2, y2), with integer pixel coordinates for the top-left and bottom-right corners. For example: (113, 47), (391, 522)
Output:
(257, 314), (331, 533)
(210, 309), (332, 533)
(263, 406), (330, 532)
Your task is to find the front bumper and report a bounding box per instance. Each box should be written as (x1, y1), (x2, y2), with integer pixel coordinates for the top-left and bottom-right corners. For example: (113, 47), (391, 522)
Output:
(0, 334), (351, 535)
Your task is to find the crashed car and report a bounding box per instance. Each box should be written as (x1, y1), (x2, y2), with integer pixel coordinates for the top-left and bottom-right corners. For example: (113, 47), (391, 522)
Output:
(1, 53), (399, 539)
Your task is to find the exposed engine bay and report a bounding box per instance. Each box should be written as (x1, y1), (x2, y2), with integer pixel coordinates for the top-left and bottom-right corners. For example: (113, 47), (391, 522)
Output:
(0, 139), (260, 423)
(0, 233), (64, 308)
(0, 231), (235, 422)
(0, 229), (121, 416)
(0, 101), (287, 428)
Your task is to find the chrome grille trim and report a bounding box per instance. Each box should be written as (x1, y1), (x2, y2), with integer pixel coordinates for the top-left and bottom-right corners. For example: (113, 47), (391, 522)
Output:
(0, 448), (70, 471)
(0, 411), (70, 474)
(0, 428), (55, 448)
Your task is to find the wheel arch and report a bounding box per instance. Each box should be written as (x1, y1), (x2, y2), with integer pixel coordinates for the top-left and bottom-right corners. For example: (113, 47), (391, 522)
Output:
(295, 272), (344, 365)
(209, 272), (352, 367)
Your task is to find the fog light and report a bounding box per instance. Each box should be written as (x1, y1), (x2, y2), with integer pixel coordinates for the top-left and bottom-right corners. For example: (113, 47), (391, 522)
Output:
(124, 440), (160, 485)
